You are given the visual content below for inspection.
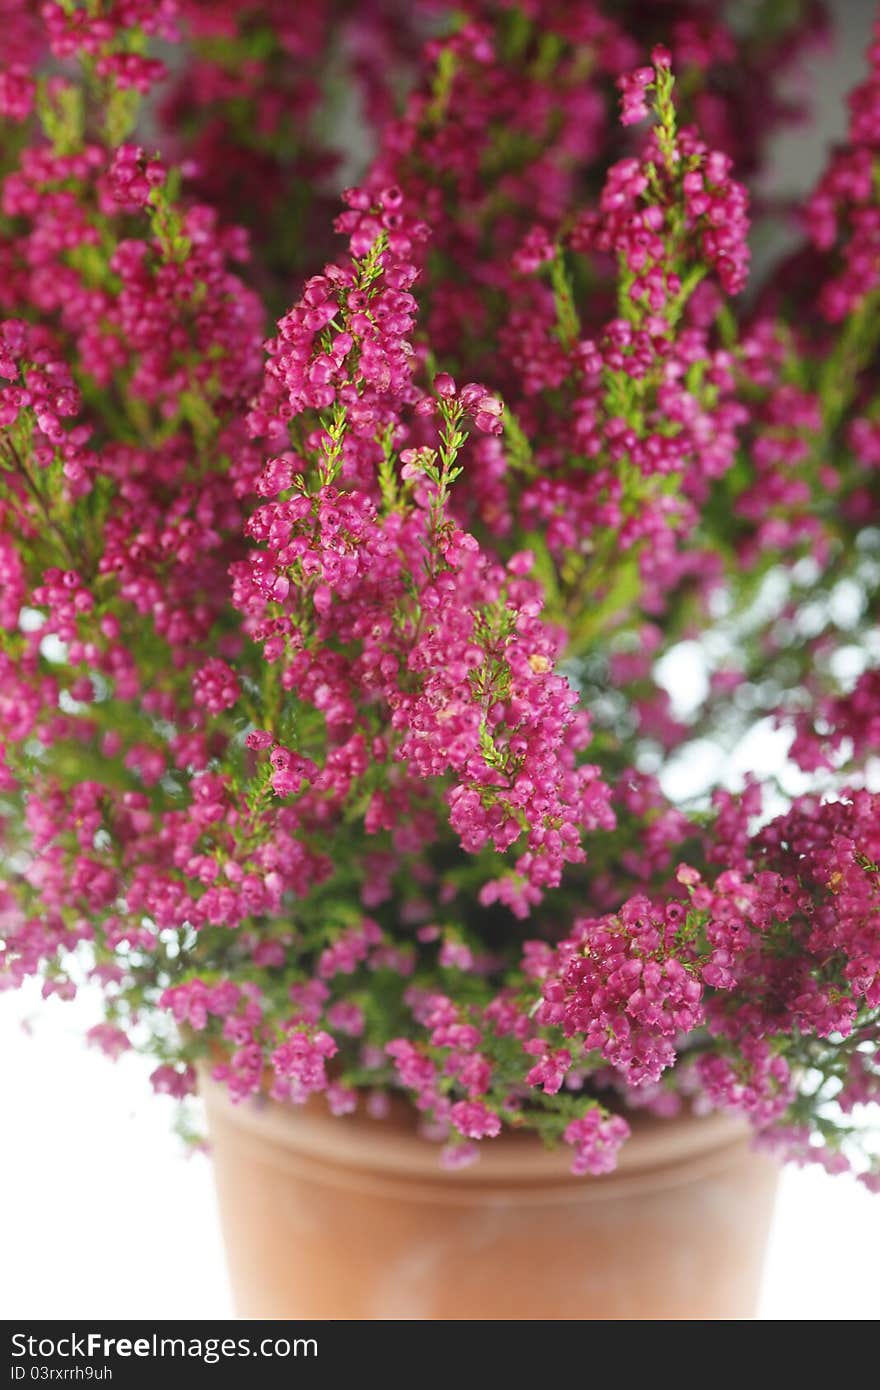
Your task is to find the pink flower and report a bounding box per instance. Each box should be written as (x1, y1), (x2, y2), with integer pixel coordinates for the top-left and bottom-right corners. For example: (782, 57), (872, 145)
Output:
(0, 0), (877, 1189)
(193, 659), (241, 715)
(449, 1100), (501, 1141)
(564, 1110), (631, 1177)
(271, 1027), (338, 1102)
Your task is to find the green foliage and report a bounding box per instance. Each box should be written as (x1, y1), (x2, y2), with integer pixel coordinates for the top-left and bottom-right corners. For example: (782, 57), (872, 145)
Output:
(549, 248), (581, 350)
(148, 171), (191, 263)
(36, 78), (85, 153)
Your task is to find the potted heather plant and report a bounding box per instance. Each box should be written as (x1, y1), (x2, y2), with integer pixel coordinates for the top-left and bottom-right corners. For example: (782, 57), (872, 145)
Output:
(2, 1), (879, 1320)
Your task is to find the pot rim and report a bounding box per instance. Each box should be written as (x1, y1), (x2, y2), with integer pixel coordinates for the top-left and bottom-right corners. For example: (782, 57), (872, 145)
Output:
(199, 1067), (763, 1207)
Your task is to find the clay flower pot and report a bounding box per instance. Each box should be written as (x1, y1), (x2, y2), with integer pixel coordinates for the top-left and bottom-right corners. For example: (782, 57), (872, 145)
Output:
(200, 1072), (778, 1320)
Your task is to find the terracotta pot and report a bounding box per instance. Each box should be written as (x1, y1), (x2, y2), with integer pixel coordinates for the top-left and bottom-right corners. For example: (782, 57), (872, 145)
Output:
(200, 1071), (779, 1320)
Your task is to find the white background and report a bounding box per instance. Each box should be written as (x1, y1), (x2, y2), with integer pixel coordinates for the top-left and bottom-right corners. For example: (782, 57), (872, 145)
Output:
(1, 982), (878, 1320)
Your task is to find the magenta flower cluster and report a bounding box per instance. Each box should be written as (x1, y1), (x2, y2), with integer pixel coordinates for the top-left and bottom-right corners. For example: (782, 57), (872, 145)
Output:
(1, 1), (879, 1186)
